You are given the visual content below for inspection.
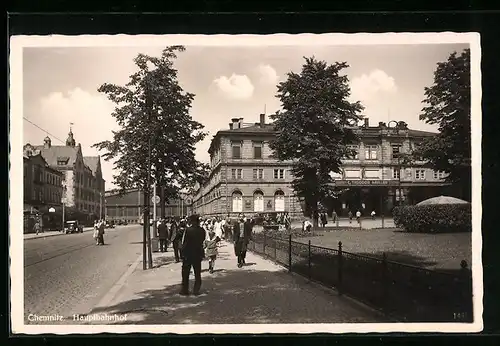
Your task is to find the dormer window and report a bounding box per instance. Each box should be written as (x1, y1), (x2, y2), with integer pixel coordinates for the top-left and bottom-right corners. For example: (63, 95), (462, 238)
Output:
(57, 157), (69, 165)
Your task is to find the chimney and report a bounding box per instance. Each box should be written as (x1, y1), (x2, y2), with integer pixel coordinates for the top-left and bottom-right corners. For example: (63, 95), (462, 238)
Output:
(229, 123), (233, 130)
(238, 118), (244, 128)
(260, 113), (265, 127)
(231, 117), (239, 129)
(364, 118), (369, 127)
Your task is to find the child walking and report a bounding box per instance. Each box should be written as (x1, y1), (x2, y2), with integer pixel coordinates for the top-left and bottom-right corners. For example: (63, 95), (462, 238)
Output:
(203, 231), (220, 274)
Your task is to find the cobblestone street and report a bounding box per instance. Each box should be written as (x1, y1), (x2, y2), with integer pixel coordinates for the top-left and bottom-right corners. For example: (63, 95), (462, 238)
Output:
(24, 224), (143, 324)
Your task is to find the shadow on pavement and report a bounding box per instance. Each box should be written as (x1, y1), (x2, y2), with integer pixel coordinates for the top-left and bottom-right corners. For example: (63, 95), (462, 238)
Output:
(89, 264), (382, 325)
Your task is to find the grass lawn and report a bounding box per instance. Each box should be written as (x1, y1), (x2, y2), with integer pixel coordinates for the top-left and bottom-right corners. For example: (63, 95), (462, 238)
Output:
(296, 228), (472, 271)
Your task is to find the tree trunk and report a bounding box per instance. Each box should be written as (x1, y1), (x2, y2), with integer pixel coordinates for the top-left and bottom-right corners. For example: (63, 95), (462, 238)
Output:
(160, 185), (166, 219)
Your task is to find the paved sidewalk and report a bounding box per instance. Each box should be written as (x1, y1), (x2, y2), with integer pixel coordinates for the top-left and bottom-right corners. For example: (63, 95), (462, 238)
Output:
(87, 242), (385, 324)
(24, 227), (94, 240)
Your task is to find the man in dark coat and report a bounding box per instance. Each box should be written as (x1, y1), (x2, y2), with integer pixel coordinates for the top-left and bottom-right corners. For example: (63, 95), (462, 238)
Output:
(180, 214), (205, 296)
(157, 219), (168, 252)
(233, 217), (253, 268)
(172, 219), (185, 263)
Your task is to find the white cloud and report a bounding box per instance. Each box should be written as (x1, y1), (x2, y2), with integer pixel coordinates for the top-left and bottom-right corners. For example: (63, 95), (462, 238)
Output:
(213, 74), (254, 99)
(33, 88), (119, 189)
(350, 69), (397, 102)
(258, 64), (279, 85)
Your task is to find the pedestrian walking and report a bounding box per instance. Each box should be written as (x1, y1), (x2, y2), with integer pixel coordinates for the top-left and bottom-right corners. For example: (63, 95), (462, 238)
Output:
(233, 217), (252, 268)
(97, 219), (105, 245)
(356, 210), (362, 224)
(203, 230), (220, 274)
(348, 210), (353, 224)
(34, 220), (41, 235)
(320, 212), (327, 228)
(371, 210), (376, 220)
(180, 214), (205, 296)
(93, 220), (99, 244)
(173, 219), (186, 263)
(332, 210), (337, 223)
(158, 219), (168, 252)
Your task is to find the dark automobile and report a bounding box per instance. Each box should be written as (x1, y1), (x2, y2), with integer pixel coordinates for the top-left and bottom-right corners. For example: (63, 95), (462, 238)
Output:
(65, 220), (83, 234)
(122, 220), (128, 225)
(116, 219), (124, 225)
(105, 220), (115, 229)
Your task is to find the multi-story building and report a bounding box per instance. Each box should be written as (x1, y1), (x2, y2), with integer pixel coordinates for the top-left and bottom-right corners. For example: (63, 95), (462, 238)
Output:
(23, 129), (106, 221)
(105, 189), (191, 224)
(23, 152), (64, 232)
(191, 115), (451, 218)
(192, 114), (303, 218)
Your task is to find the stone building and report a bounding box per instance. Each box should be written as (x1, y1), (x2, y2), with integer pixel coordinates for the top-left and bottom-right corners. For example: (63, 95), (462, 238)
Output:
(23, 152), (64, 232)
(191, 114), (303, 218)
(23, 129), (106, 222)
(191, 115), (451, 218)
(105, 189), (191, 224)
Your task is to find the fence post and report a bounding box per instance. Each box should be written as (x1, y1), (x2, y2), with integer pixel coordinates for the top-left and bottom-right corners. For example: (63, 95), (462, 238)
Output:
(263, 232), (266, 256)
(381, 214), (385, 229)
(308, 240), (312, 281)
(338, 241), (343, 295)
(274, 237), (277, 260)
(382, 252), (388, 312)
(288, 234), (292, 272)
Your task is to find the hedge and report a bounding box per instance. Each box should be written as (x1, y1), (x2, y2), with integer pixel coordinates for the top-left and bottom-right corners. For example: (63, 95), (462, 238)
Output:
(393, 204), (471, 233)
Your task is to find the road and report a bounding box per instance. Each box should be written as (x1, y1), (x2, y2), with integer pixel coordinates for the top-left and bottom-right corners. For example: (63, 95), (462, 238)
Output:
(24, 224), (145, 324)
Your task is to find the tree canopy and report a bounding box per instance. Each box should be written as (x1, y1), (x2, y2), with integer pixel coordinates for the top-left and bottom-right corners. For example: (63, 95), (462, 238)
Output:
(415, 49), (471, 200)
(269, 57), (364, 219)
(93, 46), (207, 205)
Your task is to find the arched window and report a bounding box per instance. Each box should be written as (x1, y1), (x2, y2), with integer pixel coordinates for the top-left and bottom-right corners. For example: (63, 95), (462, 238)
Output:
(232, 191), (243, 213)
(253, 190), (264, 212)
(274, 190), (285, 212)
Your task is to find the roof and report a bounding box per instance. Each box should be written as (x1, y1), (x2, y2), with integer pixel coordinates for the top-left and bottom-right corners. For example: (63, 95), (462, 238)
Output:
(408, 129), (437, 137)
(34, 145), (78, 168)
(83, 156), (100, 175)
(224, 123), (276, 134)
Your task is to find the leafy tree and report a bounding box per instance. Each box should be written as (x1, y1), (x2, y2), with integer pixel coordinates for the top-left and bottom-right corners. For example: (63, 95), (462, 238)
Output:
(93, 46), (207, 218)
(415, 49), (471, 201)
(269, 57), (364, 225)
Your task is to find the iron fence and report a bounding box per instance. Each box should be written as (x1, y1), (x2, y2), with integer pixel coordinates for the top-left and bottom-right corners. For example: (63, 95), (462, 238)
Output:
(248, 233), (473, 323)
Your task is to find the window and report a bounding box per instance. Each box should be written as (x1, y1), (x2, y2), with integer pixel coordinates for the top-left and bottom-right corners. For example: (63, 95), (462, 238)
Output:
(232, 191), (243, 212)
(253, 191), (264, 212)
(433, 170), (446, 179)
(274, 169), (285, 179)
(253, 168), (264, 180)
(346, 145), (359, 159)
(415, 169), (426, 180)
(232, 142), (241, 159)
(365, 145), (378, 160)
(57, 159), (66, 165)
(274, 190), (285, 212)
(253, 142), (262, 159)
(391, 144), (401, 159)
(393, 168), (400, 179)
(231, 169), (243, 179)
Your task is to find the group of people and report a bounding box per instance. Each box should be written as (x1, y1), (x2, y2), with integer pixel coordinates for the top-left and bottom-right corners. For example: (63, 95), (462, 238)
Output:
(93, 219), (106, 245)
(173, 213), (254, 296)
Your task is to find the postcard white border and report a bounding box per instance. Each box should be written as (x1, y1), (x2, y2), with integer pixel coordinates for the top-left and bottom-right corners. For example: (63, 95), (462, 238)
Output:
(10, 32), (483, 334)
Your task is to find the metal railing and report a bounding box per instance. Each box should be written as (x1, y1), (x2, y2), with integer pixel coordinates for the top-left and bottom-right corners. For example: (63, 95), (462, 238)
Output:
(248, 232), (473, 323)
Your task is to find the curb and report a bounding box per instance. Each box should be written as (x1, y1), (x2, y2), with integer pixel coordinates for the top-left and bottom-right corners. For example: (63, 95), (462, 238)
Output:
(92, 253), (143, 310)
(24, 228), (94, 241)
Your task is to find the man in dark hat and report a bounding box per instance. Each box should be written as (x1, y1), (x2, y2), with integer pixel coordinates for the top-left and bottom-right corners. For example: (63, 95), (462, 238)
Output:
(180, 214), (205, 296)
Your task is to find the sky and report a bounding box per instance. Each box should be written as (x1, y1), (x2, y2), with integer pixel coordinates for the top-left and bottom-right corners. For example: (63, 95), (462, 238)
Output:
(22, 41), (469, 190)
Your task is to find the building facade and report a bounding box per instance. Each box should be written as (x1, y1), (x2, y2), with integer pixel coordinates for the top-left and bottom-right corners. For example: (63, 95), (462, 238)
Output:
(23, 129), (106, 221)
(192, 114), (303, 218)
(105, 189), (191, 224)
(23, 152), (64, 232)
(191, 115), (451, 218)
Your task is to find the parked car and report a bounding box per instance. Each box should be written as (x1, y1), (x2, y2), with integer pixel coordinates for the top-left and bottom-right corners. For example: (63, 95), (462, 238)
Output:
(65, 220), (83, 234)
(122, 220), (128, 225)
(116, 219), (124, 226)
(105, 220), (115, 229)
